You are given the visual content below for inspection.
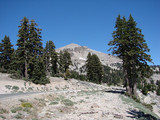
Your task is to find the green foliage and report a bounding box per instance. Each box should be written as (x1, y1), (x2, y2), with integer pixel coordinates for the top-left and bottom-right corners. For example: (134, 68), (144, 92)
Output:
(64, 69), (71, 80)
(142, 85), (148, 95)
(108, 14), (152, 96)
(102, 65), (123, 85)
(61, 99), (74, 106)
(0, 35), (14, 71)
(44, 40), (58, 76)
(0, 115), (6, 119)
(11, 107), (22, 113)
(31, 58), (50, 85)
(86, 53), (103, 84)
(58, 50), (72, 76)
(156, 85), (160, 96)
(21, 102), (33, 108)
(5, 85), (12, 90)
(120, 95), (159, 119)
(9, 70), (22, 79)
(70, 70), (87, 81)
(0, 108), (9, 114)
(12, 86), (19, 91)
(16, 17), (30, 78)
(49, 101), (59, 105)
(14, 112), (23, 119)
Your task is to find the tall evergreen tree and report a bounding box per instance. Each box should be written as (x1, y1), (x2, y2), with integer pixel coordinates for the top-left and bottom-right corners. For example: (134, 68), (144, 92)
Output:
(16, 17), (30, 78)
(63, 50), (72, 72)
(108, 14), (152, 97)
(28, 19), (43, 79)
(0, 35), (14, 71)
(58, 50), (72, 75)
(44, 40), (58, 76)
(58, 51), (65, 73)
(86, 53), (103, 84)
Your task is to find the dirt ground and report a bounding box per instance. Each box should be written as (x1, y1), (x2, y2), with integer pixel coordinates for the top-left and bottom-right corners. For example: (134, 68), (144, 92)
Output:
(0, 73), (159, 120)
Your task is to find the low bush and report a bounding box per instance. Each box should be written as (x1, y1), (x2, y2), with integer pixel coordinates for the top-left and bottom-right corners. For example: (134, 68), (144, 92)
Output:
(61, 99), (74, 106)
(5, 85), (12, 90)
(49, 101), (59, 105)
(14, 112), (23, 119)
(21, 102), (33, 108)
(0, 108), (9, 114)
(12, 86), (19, 91)
(11, 107), (22, 113)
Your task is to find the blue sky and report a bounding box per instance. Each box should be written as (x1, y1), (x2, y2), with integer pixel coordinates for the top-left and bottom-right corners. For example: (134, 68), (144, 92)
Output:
(0, 0), (160, 65)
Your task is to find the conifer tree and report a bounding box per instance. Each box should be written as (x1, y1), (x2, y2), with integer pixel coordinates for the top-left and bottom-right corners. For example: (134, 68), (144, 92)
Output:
(16, 17), (30, 78)
(31, 57), (50, 84)
(58, 51), (65, 73)
(58, 50), (72, 76)
(86, 52), (92, 81)
(0, 35), (14, 71)
(44, 40), (57, 76)
(86, 53), (103, 84)
(28, 19), (43, 79)
(108, 14), (152, 97)
(63, 50), (72, 72)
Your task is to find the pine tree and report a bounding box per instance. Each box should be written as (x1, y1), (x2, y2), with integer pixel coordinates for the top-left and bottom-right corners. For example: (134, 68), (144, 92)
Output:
(63, 50), (72, 72)
(86, 53), (103, 84)
(86, 52), (92, 81)
(58, 51), (65, 73)
(16, 17), (30, 78)
(0, 35), (14, 71)
(58, 50), (72, 77)
(108, 14), (152, 97)
(44, 40), (58, 76)
(28, 19), (43, 79)
(31, 57), (50, 85)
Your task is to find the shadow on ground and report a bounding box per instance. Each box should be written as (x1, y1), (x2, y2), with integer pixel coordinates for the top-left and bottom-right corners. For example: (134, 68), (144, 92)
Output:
(104, 88), (125, 94)
(127, 109), (159, 120)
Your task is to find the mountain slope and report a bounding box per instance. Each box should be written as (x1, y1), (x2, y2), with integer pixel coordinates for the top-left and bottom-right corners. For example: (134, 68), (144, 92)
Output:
(56, 43), (122, 72)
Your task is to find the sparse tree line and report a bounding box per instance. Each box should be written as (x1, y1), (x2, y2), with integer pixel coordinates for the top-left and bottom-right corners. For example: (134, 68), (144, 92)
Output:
(0, 16), (160, 97)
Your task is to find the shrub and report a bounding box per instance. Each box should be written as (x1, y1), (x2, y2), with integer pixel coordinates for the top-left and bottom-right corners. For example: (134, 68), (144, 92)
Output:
(10, 71), (22, 79)
(0, 108), (9, 114)
(142, 86), (148, 95)
(19, 99), (27, 103)
(61, 99), (74, 106)
(5, 85), (12, 90)
(49, 101), (59, 105)
(23, 107), (31, 113)
(0, 115), (6, 119)
(14, 112), (23, 119)
(11, 107), (22, 113)
(21, 102), (33, 108)
(12, 86), (19, 91)
(142, 103), (153, 111)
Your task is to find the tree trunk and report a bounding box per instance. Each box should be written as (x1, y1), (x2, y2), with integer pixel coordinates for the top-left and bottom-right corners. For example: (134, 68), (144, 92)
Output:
(124, 67), (132, 96)
(133, 82), (137, 97)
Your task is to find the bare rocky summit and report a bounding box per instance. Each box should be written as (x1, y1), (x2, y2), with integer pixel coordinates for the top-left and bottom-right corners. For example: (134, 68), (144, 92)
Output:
(56, 43), (122, 72)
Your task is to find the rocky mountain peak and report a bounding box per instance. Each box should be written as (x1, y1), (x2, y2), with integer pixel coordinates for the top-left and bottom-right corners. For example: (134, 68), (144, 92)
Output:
(56, 43), (122, 73)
